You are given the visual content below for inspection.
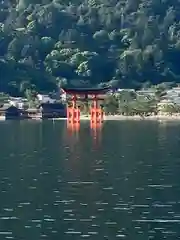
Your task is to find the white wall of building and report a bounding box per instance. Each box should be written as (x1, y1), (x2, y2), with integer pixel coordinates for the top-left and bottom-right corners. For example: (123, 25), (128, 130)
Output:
(37, 94), (56, 104)
(9, 98), (28, 109)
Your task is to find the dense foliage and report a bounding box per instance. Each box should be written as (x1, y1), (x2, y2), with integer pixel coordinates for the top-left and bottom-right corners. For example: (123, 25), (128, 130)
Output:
(104, 90), (158, 115)
(0, 0), (180, 95)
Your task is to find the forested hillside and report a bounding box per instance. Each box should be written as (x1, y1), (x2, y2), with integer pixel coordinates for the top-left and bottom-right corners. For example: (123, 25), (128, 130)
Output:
(0, 0), (180, 95)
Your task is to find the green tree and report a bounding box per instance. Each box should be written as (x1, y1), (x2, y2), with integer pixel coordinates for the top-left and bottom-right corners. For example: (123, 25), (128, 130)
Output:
(160, 103), (180, 114)
(1, 0), (180, 95)
(104, 95), (118, 114)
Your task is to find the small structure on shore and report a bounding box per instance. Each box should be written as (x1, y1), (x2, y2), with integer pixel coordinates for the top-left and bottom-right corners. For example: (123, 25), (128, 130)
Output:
(26, 103), (66, 119)
(0, 105), (22, 120)
(25, 108), (41, 119)
(37, 94), (56, 104)
(8, 97), (28, 109)
(39, 103), (66, 118)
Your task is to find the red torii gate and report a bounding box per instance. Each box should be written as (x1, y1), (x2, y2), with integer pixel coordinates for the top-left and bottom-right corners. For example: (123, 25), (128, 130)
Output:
(62, 86), (110, 127)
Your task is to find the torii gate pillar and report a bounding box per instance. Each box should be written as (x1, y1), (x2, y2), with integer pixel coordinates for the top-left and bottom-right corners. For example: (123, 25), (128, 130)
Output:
(67, 94), (80, 124)
(90, 94), (104, 124)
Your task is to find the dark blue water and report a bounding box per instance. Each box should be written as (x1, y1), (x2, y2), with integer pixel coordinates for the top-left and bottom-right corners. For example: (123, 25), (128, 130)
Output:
(0, 120), (180, 239)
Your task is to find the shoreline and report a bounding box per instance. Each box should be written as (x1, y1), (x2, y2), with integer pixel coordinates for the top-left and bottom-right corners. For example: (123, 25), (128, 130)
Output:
(80, 114), (180, 121)
(1, 114), (180, 122)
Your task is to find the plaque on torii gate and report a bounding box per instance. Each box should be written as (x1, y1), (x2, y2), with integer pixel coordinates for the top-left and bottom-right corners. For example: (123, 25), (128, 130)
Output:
(62, 86), (110, 126)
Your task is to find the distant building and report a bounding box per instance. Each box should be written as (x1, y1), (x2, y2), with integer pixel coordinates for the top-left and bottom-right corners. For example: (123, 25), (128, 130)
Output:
(39, 103), (66, 118)
(164, 87), (180, 105)
(136, 89), (156, 97)
(26, 103), (66, 119)
(37, 94), (56, 104)
(59, 88), (67, 102)
(167, 87), (180, 93)
(166, 87), (180, 97)
(116, 88), (135, 93)
(0, 105), (22, 120)
(25, 108), (41, 119)
(113, 89), (136, 99)
(8, 97), (28, 109)
(157, 99), (174, 112)
(158, 99), (173, 105)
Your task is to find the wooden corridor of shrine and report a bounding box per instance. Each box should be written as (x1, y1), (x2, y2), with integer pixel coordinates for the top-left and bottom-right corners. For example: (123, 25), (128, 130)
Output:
(62, 86), (110, 128)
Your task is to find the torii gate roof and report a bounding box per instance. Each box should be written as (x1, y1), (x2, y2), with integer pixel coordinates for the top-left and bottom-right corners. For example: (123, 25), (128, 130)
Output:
(62, 86), (110, 95)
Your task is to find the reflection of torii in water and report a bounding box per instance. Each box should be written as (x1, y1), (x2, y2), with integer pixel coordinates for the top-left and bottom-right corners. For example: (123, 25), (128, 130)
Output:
(90, 121), (102, 149)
